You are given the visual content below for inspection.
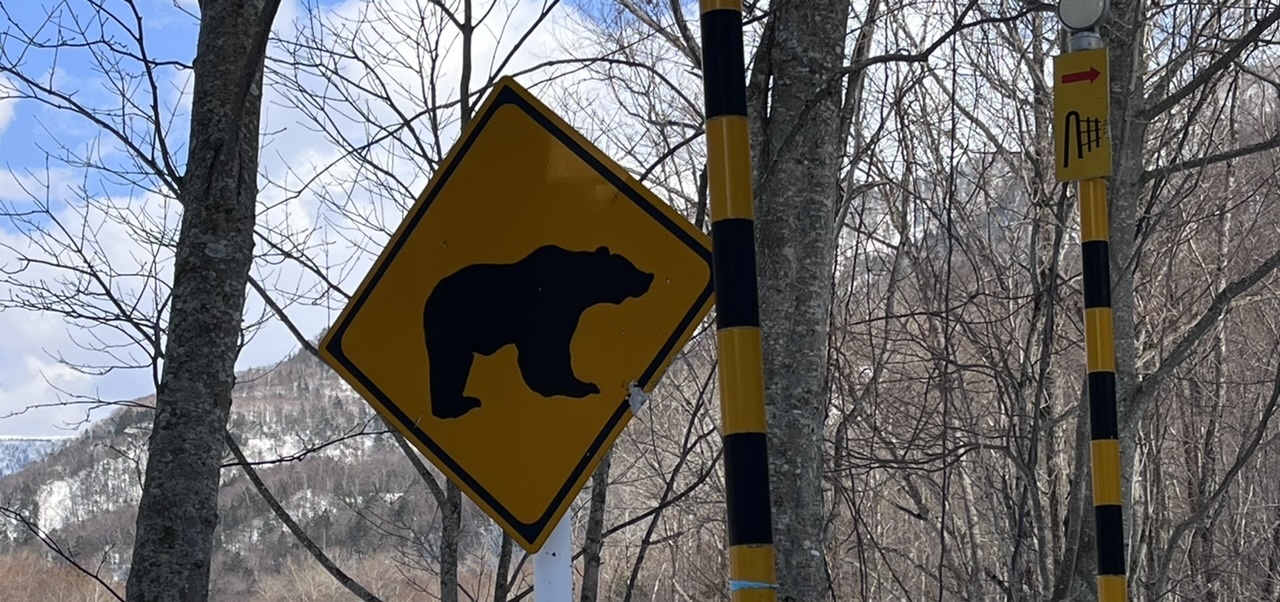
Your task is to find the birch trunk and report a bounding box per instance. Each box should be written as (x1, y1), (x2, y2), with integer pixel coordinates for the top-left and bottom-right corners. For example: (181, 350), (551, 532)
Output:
(579, 453), (612, 602)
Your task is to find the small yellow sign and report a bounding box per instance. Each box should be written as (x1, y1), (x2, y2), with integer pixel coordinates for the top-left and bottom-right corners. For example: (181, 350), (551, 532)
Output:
(318, 78), (713, 553)
(1053, 48), (1112, 181)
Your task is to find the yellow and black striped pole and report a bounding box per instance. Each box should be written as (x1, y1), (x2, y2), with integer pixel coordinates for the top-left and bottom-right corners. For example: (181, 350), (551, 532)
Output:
(1080, 177), (1127, 601)
(1055, 0), (1127, 593)
(699, 1), (778, 601)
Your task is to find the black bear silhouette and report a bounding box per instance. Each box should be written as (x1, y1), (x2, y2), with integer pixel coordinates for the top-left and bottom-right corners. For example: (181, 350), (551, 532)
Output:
(422, 245), (654, 419)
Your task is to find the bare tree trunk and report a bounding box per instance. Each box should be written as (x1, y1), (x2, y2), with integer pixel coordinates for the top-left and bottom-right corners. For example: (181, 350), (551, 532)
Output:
(1191, 209), (1231, 602)
(442, 484), (461, 602)
(494, 534), (513, 602)
(1103, 0), (1148, 468)
(753, 1), (849, 600)
(127, 1), (280, 599)
(1050, 384), (1097, 602)
(1268, 503), (1280, 599)
(384, 427), (461, 599)
(579, 453), (612, 602)
(1046, 5), (1151, 600)
(441, 3), (475, 598)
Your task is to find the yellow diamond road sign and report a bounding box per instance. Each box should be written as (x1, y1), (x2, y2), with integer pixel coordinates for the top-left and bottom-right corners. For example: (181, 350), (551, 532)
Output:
(1053, 47), (1112, 181)
(318, 77), (714, 553)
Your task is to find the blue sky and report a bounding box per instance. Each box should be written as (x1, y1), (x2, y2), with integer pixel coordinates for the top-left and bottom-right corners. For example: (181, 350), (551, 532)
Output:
(0, 0), (201, 435)
(0, 0), (652, 436)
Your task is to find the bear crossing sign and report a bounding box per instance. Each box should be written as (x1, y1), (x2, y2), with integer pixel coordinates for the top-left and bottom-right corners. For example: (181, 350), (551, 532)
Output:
(318, 77), (714, 553)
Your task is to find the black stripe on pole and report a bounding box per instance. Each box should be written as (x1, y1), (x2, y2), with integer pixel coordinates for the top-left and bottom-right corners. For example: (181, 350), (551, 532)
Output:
(724, 432), (773, 546)
(712, 218), (761, 329)
(701, 9), (747, 118)
(1088, 372), (1119, 440)
(1081, 241), (1112, 308)
(1095, 505), (1126, 575)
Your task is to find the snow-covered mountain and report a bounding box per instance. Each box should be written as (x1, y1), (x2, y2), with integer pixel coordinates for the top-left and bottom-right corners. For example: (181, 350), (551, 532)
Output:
(0, 436), (70, 478)
(0, 349), (498, 600)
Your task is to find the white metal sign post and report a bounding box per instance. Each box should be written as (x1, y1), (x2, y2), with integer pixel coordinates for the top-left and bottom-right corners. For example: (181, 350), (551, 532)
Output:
(533, 511), (573, 601)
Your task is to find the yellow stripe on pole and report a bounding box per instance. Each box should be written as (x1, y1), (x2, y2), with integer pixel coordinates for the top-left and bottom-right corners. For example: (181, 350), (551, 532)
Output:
(1080, 178), (1109, 242)
(1084, 307), (1116, 373)
(706, 116), (755, 221)
(1098, 574), (1128, 602)
(729, 545), (778, 602)
(701, 0), (743, 12)
(717, 327), (768, 435)
(1090, 439), (1123, 506)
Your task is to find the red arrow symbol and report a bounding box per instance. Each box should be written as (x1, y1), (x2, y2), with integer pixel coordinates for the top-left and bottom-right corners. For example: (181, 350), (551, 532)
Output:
(1062, 67), (1101, 84)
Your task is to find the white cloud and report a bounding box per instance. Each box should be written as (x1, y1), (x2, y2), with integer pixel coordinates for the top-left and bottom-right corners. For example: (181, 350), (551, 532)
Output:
(0, 292), (152, 437)
(0, 175), (176, 436)
(0, 324), (95, 436)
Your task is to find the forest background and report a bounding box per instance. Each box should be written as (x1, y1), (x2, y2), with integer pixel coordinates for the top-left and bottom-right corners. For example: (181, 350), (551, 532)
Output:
(2, 0), (1280, 600)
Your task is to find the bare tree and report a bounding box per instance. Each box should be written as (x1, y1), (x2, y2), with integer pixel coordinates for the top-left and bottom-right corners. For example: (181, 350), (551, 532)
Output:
(125, 0), (283, 597)
(7, 2), (1280, 601)
(0, 0), (285, 598)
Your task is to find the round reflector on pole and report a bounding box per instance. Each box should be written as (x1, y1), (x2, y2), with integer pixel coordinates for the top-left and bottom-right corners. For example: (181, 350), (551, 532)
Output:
(1059, 0), (1108, 30)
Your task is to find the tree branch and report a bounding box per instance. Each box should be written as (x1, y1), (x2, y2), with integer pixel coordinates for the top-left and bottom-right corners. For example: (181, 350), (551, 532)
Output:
(1150, 351), (1280, 594)
(0, 506), (125, 601)
(224, 430), (384, 601)
(1126, 238), (1280, 429)
(1141, 129), (1280, 184)
(1140, 6), (1280, 121)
